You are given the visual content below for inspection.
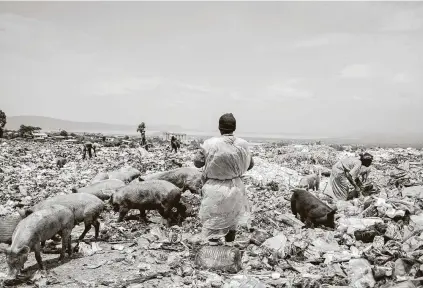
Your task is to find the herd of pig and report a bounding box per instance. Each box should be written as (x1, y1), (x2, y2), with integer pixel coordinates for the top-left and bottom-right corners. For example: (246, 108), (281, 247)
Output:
(0, 159), (337, 280)
(0, 165), (202, 279)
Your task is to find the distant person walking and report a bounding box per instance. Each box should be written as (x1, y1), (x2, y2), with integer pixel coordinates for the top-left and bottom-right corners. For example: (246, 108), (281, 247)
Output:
(330, 152), (373, 200)
(170, 136), (180, 153)
(82, 141), (97, 160)
(193, 113), (254, 243)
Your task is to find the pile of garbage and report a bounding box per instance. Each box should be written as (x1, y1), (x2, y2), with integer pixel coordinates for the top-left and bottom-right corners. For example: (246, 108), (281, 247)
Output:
(1, 138), (423, 287)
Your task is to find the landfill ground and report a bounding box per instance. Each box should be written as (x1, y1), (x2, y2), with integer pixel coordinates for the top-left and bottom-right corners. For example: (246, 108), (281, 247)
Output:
(1, 138), (423, 288)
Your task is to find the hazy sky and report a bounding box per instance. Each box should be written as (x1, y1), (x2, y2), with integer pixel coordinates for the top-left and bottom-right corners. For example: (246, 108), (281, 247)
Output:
(0, 1), (422, 137)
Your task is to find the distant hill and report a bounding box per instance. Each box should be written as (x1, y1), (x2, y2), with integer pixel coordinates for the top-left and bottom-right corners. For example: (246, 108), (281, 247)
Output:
(5, 115), (422, 148)
(5, 116), (184, 134)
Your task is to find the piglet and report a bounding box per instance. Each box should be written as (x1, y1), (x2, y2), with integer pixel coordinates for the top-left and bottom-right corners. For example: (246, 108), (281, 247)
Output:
(298, 167), (322, 191)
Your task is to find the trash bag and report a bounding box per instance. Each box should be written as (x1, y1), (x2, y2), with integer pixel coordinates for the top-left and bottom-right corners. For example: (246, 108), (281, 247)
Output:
(0, 214), (24, 244)
(348, 258), (376, 288)
(195, 245), (242, 273)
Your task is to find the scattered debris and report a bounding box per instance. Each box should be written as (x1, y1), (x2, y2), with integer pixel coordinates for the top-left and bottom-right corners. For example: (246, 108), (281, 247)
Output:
(1, 138), (423, 287)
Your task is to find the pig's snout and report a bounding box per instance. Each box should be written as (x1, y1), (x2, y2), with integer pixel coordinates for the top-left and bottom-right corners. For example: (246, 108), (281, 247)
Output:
(6, 255), (26, 278)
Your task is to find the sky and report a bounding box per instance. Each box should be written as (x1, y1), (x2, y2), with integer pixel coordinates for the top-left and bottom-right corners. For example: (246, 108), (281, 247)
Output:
(0, 1), (422, 138)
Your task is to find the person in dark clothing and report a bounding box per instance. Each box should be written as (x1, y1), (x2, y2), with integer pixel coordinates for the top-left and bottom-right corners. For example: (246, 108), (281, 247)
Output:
(137, 123), (146, 146)
(82, 142), (97, 159)
(140, 130), (146, 146)
(170, 136), (180, 153)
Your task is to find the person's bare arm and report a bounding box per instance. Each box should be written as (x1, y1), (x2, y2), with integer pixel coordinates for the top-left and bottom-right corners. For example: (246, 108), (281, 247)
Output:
(346, 161), (363, 195)
(362, 171), (369, 183)
(345, 172), (358, 188)
(194, 149), (206, 168)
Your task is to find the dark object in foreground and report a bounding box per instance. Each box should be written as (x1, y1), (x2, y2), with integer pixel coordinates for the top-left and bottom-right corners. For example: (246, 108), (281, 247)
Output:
(195, 245), (242, 273)
(0, 210), (29, 244)
(354, 222), (388, 243)
(110, 180), (186, 227)
(290, 188), (337, 228)
(56, 157), (67, 169)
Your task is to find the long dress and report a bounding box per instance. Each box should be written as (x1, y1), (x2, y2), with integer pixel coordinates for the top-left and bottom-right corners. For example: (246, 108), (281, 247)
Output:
(193, 134), (252, 240)
(330, 157), (362, 200)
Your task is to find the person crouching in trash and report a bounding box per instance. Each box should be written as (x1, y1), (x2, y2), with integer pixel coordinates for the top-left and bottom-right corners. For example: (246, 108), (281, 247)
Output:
(330, 152), (374, 200)
(193, 113), (254, 244)
(82, 141), (97, 160)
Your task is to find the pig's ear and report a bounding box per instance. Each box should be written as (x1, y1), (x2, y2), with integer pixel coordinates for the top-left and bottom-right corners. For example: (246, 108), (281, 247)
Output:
(19, 246), (30, 255)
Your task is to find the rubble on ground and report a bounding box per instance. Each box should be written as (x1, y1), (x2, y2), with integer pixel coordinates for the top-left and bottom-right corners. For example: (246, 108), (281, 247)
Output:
(1, 138), (423, 287)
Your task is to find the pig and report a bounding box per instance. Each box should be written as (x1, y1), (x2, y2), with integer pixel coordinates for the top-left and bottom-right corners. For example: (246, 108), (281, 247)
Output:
(137, 167), (203, 194)
(0, 204), (74, 277)
(298, 167), (321, 191)
(109, 166), (141, 184)
(72, 179), (126, 200)
(290, 188), (337, 229)
(0, 209), (31, 244)
(56, 157), (67, 169)
(91, 172), (109, 184)
(110, 180), (186, 226)
(27, 193), (105, 245)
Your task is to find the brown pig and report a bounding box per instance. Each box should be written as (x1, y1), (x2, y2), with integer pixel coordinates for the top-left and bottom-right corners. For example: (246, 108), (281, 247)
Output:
(290, 188), (337, 229)
(110, 180), (186, 226)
